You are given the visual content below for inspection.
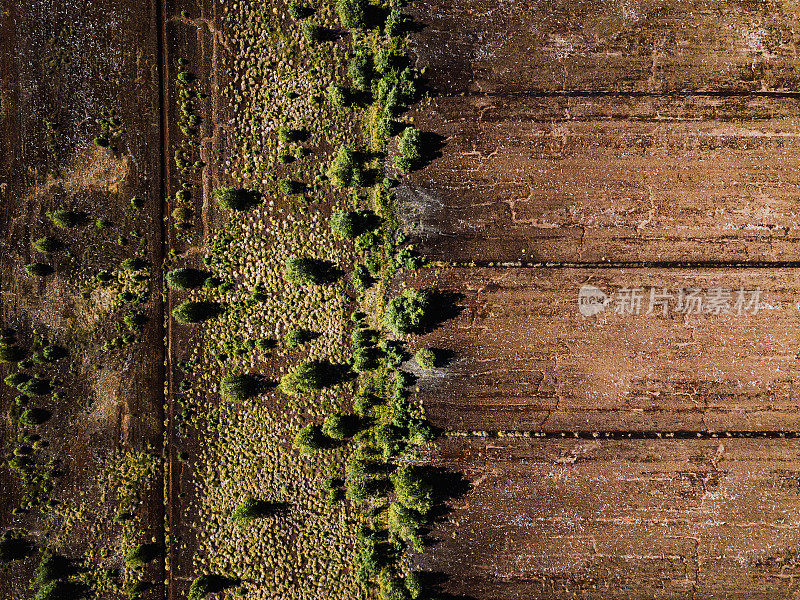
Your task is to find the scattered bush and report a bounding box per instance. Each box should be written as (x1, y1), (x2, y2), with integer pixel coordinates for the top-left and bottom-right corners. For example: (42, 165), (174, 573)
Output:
(33, 237), (62, 253)
(125, 543), (161, 569)
(47, 209), (81, 228)
(336, 0), (367, 28)
(384, 289), (431, 336)
(213, 187), (256, 211)
(220, 374), (260, 402)
(172, 301), (220, 324)
(414, 348), (437, 369)
(293, 423), (326, 451)
(25, 263), (53, 277)
(165, 268), (206, 290)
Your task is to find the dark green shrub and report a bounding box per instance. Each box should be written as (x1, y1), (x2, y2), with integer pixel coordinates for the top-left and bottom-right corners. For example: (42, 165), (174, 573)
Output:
(384, 289), (431, 336)
(415, 348), (437, 369)
(20, 408), (50, 426)
(391, 466), (435, 514)
(4, 373), (29, 388)
(188, 575), (237, 600)
(25, 263), (53, 277)
(336, 0), (367, 28)
(385, 9), (406, 36)
(393, 155), (412, 174)
(326, 83), (348, 107)
(213, 187), (256, 211)
(165, 268), (206, 290)
(95, 218), (112, 229)
(125, 543), (161, 568)
(172, 301), (220, 324)
(220, 374), (260, 402)
(278, 179), (303, 195)
(280, 360), (329, 396)
(352, 264), (373, 292)
(41, 345), (66, 362)
(171, 207), (192, 222)
(33, 237), (62, 253)
(124, 581), (150, 599)
(293, 423), (326, 451)
(47, 209), (81, 228)
(120, 257), (147, 271)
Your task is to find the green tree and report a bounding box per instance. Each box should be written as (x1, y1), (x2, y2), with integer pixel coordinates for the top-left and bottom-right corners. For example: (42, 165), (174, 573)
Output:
(336, 0), (367, 28)
(33, 237), (62, 253)
(172, 301), (220, 324)
(213, 187), (255, 211)
(280, 360), (329, 396)
(391, 466), (435, 514)
(293, 423), (326, 451)
(220, 374), (260, 402)
(384, 289), (431, 336)
(125, 543), (161, 569)
(414, 348), (437, 369)
(165, 268), (206, 290)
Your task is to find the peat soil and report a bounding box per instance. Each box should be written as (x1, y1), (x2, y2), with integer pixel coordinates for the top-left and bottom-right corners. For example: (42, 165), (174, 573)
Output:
(0, 0), (165, 597)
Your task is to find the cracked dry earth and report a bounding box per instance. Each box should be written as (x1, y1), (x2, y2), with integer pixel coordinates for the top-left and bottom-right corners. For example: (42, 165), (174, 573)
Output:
(400, 1), (800, 599)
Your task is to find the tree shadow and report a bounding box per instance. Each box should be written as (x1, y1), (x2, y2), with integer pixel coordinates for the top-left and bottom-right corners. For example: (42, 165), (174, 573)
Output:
(251, 500), (290, 516)
(414, 131), (445, 171)
(418, 290), (464, 333)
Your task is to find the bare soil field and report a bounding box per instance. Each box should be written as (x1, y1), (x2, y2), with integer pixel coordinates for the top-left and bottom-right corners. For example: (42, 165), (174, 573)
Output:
(399, 94), (800, 263)
(413, 436), (800, 600)
(406, 266), (800, 432)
